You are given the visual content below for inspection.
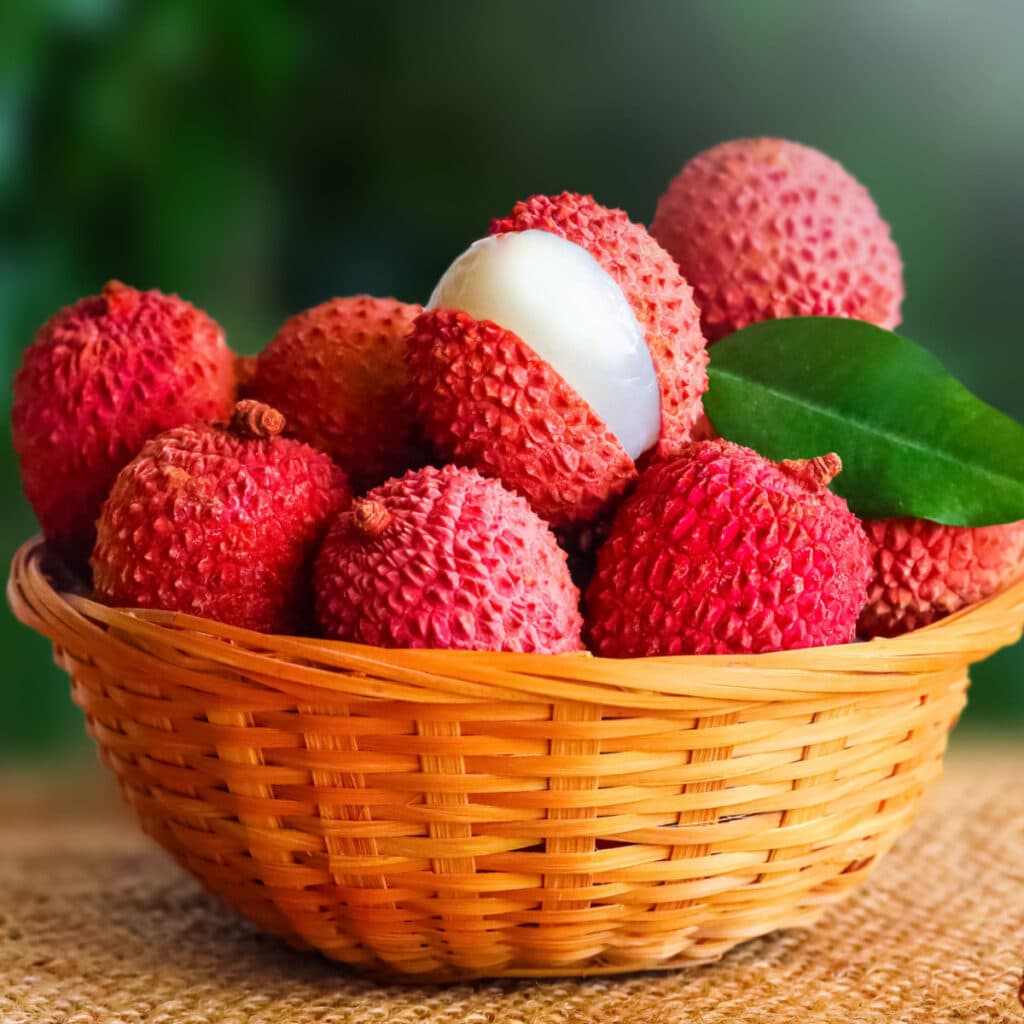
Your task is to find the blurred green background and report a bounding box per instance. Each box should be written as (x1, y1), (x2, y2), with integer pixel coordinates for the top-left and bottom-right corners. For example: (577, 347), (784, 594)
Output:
(2, 0), (1022, 761)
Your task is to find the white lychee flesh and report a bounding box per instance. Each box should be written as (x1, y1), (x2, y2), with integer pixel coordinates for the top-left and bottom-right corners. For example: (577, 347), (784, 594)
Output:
(427, 229), (660, 461)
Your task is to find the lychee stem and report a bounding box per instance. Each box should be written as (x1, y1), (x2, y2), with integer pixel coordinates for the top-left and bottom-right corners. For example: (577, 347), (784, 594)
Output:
(778, 453), (842, 490)
(351, 499), (391, 538)
(230, 400), (285, 440)
(102, 280), (139, 318)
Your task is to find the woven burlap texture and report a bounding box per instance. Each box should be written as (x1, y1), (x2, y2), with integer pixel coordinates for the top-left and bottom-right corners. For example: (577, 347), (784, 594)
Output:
(2, 747), (1021, 1024)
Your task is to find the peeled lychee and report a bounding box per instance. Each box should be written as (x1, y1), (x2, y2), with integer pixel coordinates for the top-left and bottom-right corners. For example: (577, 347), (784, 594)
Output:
(11, 281), (235, 561)
(859, 518), (1024, 637)
(249, 296), (424, 489)
(314, 464), (583, 652)
(406, 192), (709, 529)
(651, 138), (904, 342)
(585, 440), (872, 656)
(92, 401), (349, 634)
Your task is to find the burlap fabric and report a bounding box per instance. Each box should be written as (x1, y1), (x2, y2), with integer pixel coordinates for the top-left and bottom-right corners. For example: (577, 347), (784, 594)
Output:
(1, 746), (1021, 1024)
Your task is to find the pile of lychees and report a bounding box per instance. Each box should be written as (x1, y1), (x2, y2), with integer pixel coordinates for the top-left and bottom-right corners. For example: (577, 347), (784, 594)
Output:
(12, 138), (1024, 655)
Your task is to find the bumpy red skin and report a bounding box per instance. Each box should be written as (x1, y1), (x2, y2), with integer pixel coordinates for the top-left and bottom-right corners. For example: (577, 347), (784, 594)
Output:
(12, 281), (235, 561)
(407, 310), (636, 529)
(406, 193), (709, 529)
(585, 440), (872, 657)
(251, 296), (425, 491)
(314, 464), (583, 653)
(91, 415), (349, 635)
(859, 518), (1024, 637)
(651, 138), (904, 342)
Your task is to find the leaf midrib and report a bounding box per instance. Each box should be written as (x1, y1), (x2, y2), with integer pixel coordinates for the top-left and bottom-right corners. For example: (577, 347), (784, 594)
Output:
(710, 364), (1024, 492)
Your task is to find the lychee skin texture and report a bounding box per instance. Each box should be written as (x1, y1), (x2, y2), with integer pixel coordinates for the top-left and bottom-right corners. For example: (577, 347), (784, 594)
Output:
(250, 296), (424, 490)
(859, 518), (1024, 638)
(92, 402), (349, 635)
(314, 464), (583, 653)
(651, 138), (904, 342)
(12, 281), (235, 560)
(406, 193), (708, 529)
(585, 440), (872, 657)
(407, 309), (636, 530)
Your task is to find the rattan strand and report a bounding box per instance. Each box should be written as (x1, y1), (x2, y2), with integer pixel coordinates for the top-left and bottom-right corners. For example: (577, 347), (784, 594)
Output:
(8, 536), (1024, 981)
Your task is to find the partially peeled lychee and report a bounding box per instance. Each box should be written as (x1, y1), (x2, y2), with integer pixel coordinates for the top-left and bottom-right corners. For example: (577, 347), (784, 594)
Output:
(429, 230), (661, 460)
(406, 192), (709, 529)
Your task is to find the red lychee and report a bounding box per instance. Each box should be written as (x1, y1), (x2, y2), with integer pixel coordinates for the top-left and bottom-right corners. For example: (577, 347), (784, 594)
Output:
(92, 401), (349, 634)
(651, 138), (904, 341)
(314, 464), (583, 652)
(249, 296), (425, 490)
(406, 192), (709, 530)
(585, 440), (872, 656)
(859, 518), (1024, 637)
(12, 281), (235, 561)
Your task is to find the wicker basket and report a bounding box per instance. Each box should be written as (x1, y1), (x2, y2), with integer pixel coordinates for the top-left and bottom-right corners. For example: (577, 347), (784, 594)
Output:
(8, 536), (1024, 981)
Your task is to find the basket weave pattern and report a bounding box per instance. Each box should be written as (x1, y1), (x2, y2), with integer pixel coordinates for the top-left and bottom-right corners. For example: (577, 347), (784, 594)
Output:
(9, 537), (1024, 981)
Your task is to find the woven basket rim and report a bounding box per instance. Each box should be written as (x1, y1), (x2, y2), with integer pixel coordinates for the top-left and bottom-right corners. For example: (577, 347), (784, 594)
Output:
(8, 534), (1024, 706)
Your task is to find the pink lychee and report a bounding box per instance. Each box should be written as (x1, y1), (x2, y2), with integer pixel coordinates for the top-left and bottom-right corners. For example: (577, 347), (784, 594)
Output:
(652, 138), (904, 342)
(585, 440), (872, 656)
(250, 295), (425, 490)
(859, 518), (1024, 637)
(12, 280), (235, 561)
(314, 464), (583, 652)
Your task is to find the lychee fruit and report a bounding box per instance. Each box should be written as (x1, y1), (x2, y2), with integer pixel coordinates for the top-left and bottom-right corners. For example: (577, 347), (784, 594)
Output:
(12, 280), (235, 561)
(314, 464), (583, 652)
(651, 138), (904, 342)
(859, 518), (1024, 637)
(92, 400), (349, 634)
(249, 295), (425, 489)
(585, 440), (872, 656)
(405, 192), (709, 530)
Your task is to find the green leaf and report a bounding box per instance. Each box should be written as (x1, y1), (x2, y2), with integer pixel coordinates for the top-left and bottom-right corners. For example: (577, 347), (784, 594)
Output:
(704, 317), (1024, 527)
